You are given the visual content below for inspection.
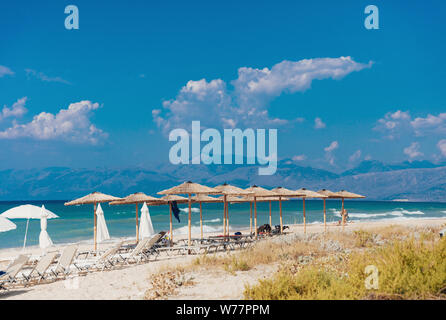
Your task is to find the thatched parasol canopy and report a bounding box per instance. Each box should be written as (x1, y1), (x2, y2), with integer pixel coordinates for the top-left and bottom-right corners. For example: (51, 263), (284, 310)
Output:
(316, 189), (340, 198)
(109, 192), (159, 205)
(157, 181), (220, 195)
(191, 195), (223, 203)
(64, 192), (122, 251)
(271, 187), (305, 197)
(64, 192), (122, 206)
(214, 184), (252, 237)
(317, 189), (339, 232)
(245, 185), (278, 197)
(295, 188), (327, 198)
(334, 190), (366, 199)
(214, 183), (253, 196)
(108, 192), (159, 243)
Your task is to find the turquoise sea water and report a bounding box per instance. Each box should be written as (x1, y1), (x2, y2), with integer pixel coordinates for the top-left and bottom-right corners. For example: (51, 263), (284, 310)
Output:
(1, 200), (445, 249)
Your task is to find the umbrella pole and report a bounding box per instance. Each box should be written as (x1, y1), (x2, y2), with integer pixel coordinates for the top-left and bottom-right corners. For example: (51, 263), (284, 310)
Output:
(94, 202), (97, 251)
(169, 203), (173, 246)
(269, 200), (272, 229)
(342, 197), (345, 231)
(324, 198), (326, 232)
(22, 218), (30, 250)
(279, 197), (283, 233)
(223, 195), (227, 237)
(135, 203), (139, 243)
(226, 202), (229, 236)
(250, 202), (253, 235)
(188, 193), (192, 247)
(200, 202), (203, 240)
(254, 197), (258, 239)
(303, 198), (306, 234)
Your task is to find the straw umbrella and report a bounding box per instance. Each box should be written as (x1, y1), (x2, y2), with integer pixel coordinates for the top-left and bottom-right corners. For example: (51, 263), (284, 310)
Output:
(191, 195), (222, 239)
(334, 190), (366, 228)
(148, 195), (188, 246)
(64, 192), (122, 251)
(214, 183), (253, 237)
(295, 188), (327, 234)
(317, 189), (340, 232)
(158, 181), (220, 247)
(244, 186), (278, 238)
(271, 187), (305, 233)
(109, 192), (159, 243)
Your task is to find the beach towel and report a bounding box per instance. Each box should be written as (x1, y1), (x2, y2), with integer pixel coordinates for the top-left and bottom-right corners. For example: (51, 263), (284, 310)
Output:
(171, 201), (181, 223)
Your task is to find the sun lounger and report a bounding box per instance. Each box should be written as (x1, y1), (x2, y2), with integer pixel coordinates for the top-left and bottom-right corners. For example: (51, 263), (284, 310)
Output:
(0, 254), (29, 290)
(51, 245), (78, 278)
(117, 237), (152, 264)
(20, 251), (58, 285)
(75, 241), (124, 272)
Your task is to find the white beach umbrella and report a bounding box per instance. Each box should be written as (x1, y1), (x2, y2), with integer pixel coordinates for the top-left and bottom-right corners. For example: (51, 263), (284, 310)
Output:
(0, 216), (16, 233)
(1, 204), (58, 249)
(139, 202), (155, 239)
(95, 203), (110, 243)
(39, 209), (54, 249)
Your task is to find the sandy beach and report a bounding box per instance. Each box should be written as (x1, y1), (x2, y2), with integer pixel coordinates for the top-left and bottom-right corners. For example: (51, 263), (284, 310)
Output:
(1, 217), (444, 300)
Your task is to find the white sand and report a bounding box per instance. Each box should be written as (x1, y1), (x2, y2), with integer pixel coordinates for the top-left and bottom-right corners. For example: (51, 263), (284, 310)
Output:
(1, 218), (444, 300)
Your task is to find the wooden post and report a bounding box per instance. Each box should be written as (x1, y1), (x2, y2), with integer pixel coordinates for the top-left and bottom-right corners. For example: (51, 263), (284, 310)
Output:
(135, 203), (139, 243)
(200, 202), (203, 239)
(279, 197), (283, 233)
(254, 197), (258, 238)
(250, 202), (253, 235)
(323, 199), (327, 232)
(188, 193), (192, 247)
(93, 202), (97, 252)
(223, 196), (226, 237)
(169, 203), (173, 246)
(226, 201), (230, 236)
(303, 197), (306, 234)
(269, 200), (272, 229)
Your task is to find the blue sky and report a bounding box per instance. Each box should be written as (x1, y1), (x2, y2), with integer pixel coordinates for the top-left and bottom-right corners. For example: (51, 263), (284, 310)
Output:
(0, 0), (445, 172)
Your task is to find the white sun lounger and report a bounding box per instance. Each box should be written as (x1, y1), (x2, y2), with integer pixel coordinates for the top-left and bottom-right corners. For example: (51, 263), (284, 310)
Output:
(51, 245), (78, 278)
(75, 241), (124, 272)
(0, 254), (29, 290)
(20, 251), (59, 285)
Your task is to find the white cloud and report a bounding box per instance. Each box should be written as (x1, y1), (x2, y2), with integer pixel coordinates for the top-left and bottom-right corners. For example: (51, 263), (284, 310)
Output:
(0, 97), (27, 120)
(292, 155), (306, 161)
(324, 141), (339, 153)
(437, 140), (446, 158)
(349, 150), (361, 163)
(324, 141), (339, 165)
(0, 65), (14, 77)
(154, 57), (371, 134)
(25, 69), (70, 84)
(403, 142), (423, 159)
(376, 110), (446, 138)
(314, 117), (326, 129)
(0, 100), (107, 144)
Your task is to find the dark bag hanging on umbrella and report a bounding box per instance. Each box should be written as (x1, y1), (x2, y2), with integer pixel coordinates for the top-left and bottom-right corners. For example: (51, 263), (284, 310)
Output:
(171, 201), (181, 223)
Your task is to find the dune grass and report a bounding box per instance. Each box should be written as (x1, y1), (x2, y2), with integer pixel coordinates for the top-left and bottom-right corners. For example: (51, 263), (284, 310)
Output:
(244, 236), (446, 300)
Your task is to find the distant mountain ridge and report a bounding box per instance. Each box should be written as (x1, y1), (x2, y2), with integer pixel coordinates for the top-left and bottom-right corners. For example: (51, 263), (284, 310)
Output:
(0, 160), (445, 202)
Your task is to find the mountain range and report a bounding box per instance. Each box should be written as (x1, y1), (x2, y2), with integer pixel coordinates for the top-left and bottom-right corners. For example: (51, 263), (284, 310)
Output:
(0, 160), (445, 202)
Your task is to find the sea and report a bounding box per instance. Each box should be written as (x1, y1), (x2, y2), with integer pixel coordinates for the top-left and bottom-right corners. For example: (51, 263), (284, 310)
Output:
(1, 200), (445, 250)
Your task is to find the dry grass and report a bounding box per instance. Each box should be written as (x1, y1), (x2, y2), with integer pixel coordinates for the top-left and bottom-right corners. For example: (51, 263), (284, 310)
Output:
(244, 227), (446, 300)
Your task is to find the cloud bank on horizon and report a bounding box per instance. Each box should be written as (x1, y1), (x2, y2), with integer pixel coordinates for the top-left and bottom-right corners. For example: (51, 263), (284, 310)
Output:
(152, 56), (372, 134)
